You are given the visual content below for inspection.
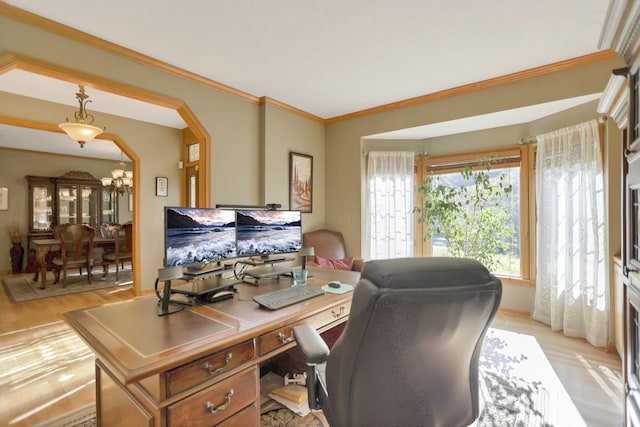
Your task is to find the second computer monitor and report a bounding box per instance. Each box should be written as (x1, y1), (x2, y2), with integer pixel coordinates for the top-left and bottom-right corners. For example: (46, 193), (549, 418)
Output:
(236, 209), (302, 259)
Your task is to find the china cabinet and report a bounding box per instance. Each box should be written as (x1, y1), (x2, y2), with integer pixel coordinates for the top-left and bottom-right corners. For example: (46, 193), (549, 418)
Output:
(25, 171), (111, 272)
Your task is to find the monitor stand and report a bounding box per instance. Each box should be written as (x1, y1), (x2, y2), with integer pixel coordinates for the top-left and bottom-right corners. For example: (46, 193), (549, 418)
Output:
(157, 279), (185, 316)
(183, 262), (223, 277)
(170, 275), (239, 300)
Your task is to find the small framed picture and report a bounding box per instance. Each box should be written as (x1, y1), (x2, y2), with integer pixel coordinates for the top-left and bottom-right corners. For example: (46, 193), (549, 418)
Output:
(156, 177), (168, 197)
(0, 187), (7, 210)
(290, 152), (313, 213)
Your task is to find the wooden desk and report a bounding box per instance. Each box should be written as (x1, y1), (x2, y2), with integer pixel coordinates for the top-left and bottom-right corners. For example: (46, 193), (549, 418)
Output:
(30, 236), (115, 287)
(64, 267), (360, 427)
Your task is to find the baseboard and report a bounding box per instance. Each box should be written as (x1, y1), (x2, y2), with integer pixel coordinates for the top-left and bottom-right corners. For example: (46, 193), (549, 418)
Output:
(498, 306), (531, 317)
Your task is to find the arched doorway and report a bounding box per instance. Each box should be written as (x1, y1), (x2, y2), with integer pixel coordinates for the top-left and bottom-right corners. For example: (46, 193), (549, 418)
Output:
(0, 53), (211, 295)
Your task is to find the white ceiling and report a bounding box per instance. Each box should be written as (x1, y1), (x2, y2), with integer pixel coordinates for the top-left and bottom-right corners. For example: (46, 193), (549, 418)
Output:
(0, 0), (614, 155)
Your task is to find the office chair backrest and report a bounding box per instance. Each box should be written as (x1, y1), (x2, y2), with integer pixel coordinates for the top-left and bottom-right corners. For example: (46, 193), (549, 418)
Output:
(325, 257), (502, 427)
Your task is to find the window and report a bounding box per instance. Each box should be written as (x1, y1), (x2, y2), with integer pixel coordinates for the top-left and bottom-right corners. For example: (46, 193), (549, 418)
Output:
(415, 146), (534, 282)
(365, 151), (415, 259)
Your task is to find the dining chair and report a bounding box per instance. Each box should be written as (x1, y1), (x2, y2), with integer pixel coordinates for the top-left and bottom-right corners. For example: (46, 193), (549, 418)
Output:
(102, 223), (133, 280)
(52, 224), (96, 287)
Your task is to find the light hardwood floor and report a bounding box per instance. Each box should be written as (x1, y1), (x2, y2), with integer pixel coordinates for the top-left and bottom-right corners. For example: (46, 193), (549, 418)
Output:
(0, 272), (624, 427)
(0, 272), (137, 427)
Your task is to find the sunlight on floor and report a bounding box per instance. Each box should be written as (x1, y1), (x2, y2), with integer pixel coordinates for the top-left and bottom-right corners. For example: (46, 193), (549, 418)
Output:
(576, 353), (624, 410)
(0, 321), (95, 426)
(483, 327), (587, 427)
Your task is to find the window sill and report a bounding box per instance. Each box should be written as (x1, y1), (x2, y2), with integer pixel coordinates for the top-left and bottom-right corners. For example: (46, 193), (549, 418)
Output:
(496, 275), (535, 288)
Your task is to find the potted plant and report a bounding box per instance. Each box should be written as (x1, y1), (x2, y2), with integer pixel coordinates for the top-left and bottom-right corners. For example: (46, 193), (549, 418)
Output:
(415, 159), (515, 272)
(6, 224), (24, 274)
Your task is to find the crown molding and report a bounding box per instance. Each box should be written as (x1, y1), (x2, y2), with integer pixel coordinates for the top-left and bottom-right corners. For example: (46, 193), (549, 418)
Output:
(259, 97), (324, 124)
(599, 0), (640, 72)
(326, 50), (620, 124)
(0, 2), (260, 104)
(0, 3), (623, 126)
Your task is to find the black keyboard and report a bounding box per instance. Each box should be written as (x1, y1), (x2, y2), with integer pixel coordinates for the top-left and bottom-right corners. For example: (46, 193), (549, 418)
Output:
(253, 285), (325, 310)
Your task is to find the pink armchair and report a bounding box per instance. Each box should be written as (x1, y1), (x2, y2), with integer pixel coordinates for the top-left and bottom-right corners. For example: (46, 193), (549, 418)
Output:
(302, 229), (365, 272)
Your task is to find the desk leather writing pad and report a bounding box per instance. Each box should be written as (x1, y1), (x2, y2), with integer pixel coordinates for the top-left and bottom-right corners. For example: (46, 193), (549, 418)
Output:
(87, 298), (232, 357)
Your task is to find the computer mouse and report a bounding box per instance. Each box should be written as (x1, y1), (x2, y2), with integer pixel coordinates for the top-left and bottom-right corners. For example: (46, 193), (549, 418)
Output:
(328, 281), (341, 289)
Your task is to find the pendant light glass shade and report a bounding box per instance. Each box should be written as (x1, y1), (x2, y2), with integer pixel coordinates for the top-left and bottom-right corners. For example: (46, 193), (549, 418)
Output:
(58, 122), (104, 147)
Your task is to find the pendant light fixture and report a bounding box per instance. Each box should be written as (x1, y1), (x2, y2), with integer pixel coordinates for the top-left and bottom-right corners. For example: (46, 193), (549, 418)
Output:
(102, 150), (133, 195)
(58, 85), (105, 147)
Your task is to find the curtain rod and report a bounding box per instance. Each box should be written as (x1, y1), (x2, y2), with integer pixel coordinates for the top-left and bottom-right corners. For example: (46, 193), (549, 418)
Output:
(362, 150), (428, 156)
(520, 116), (608, 145)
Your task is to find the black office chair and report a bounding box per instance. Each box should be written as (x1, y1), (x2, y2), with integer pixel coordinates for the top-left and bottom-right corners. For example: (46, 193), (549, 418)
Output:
(293, 257), (502, 427)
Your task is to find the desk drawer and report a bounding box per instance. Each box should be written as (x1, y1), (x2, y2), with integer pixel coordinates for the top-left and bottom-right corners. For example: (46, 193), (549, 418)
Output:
(314, 301), (350, 326)
(260, 324), (297, 355)
(217, 402), (259, 427)
(166, 339), (255, 397)
(259, 302), (351, 355)
(167, 367), (258, 427)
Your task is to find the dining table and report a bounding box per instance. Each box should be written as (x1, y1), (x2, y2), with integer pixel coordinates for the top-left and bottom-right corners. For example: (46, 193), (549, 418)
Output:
(29, 236), (116, 288)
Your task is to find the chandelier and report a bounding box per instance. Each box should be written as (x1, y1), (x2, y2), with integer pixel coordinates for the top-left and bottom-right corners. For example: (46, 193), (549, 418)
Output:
(58, 85), (105, 148)
(102, 151), (133, 195)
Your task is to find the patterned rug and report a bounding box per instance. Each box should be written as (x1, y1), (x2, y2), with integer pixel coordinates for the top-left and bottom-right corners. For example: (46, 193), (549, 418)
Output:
(1, 268), (132, 303)
(260, 372), (328, 427)
(477, 328), (584, 427)
(32, 404), (96, 427)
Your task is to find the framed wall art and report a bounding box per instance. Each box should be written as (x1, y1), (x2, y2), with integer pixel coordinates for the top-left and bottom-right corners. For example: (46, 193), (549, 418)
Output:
(289, 152), (312, 213)
(156, 177), (168, 197)
(0, 187), (7, 210)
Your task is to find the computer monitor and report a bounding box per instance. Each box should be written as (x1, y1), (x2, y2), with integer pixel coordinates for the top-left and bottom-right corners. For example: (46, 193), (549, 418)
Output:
(236, 209), (302, 259)
(164, 207), (237, 270)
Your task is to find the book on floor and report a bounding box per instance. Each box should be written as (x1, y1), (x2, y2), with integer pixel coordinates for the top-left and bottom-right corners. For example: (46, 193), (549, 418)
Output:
(268, 392), (310, 417)
(270, 384), (308, 403)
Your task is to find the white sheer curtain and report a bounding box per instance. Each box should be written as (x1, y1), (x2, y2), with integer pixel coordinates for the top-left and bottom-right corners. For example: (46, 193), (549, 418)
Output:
(365, 151), (415, 259)
(533, 119), (608, 347)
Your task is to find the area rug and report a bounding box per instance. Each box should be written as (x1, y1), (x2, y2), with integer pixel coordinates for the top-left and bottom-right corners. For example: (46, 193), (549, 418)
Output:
(32, 403), (96, 427)
(477, 327), (585, 427)
(1, 268), (132, 303)
(260, 371), (329, 427)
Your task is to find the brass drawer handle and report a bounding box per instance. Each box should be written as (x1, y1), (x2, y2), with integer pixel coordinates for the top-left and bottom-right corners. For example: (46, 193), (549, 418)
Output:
(204, 389), (234, 414)
(277, 331), (294, 344)
(332, 307), (346, 318)
(203, 353), (232, 376)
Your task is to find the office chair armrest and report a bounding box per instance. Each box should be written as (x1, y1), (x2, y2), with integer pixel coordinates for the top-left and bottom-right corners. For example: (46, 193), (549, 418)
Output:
(293, 324), (329, 364)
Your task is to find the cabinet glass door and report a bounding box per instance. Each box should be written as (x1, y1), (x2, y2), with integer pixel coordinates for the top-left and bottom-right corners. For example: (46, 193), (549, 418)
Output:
(58, 185), (78, 225)
(81, 185), (99, 226)
(32, 184), (53, 231)
(101, 189), (117, 224)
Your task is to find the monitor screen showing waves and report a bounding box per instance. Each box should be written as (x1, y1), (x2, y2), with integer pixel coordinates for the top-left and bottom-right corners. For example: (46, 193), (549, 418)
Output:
(236, 210), (302, 258)
(165, 207), (237, 267)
